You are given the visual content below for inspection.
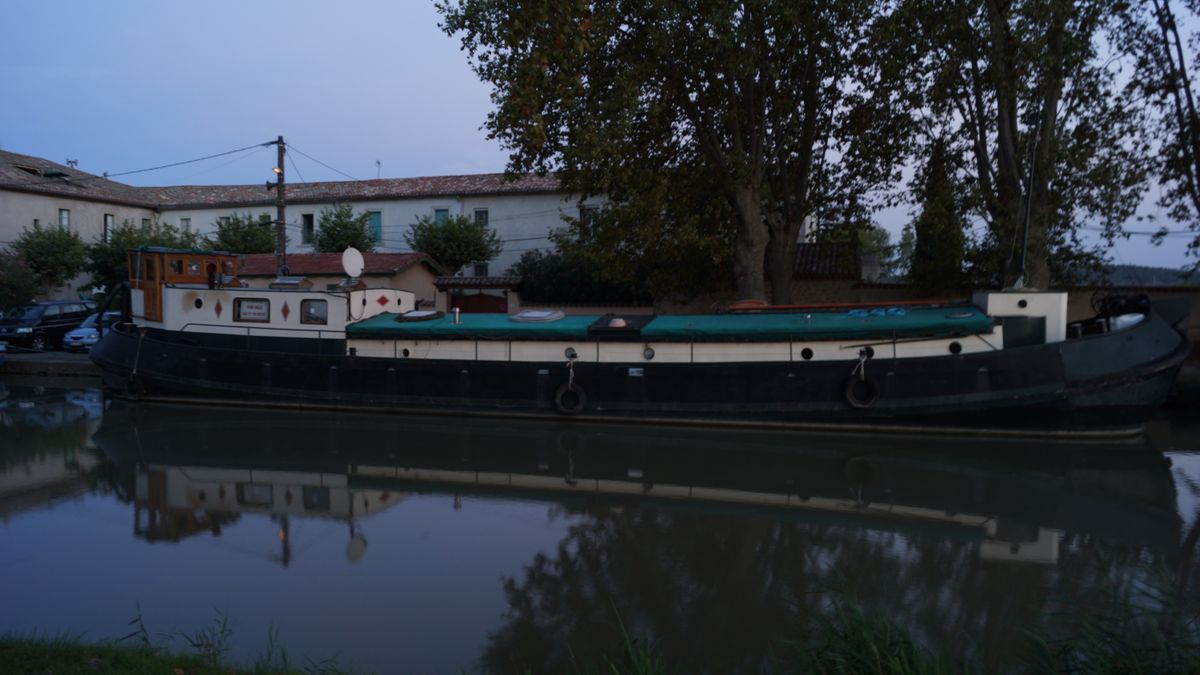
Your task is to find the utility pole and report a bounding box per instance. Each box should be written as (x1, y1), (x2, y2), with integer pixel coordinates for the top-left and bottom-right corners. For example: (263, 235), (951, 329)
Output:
(275, 136), (287, 275)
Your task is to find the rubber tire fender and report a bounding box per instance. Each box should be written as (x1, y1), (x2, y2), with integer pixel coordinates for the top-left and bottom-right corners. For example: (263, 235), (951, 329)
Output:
(554, 383), (587, 415)
(843, 376), (880, 409)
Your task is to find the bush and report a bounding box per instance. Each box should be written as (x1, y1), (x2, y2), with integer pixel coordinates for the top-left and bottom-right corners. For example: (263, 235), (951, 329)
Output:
(508, 249), (650, 305)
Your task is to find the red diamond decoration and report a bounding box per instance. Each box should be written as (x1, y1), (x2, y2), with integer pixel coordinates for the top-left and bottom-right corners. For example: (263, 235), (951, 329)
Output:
(214, 300), (223, 318)
(281, 301), (290, 320)
(376, 295), (388, 307)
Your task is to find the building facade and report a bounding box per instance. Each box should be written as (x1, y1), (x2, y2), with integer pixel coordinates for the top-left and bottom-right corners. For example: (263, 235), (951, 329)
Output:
(1, 149), (589, 299)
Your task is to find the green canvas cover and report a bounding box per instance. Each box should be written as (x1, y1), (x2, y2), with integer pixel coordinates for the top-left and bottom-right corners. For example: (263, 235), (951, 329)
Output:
(348, 305), (993, 342)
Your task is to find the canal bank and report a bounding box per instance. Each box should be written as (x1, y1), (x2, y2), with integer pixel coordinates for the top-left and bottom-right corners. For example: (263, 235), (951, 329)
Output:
(0, 350), (99, 378)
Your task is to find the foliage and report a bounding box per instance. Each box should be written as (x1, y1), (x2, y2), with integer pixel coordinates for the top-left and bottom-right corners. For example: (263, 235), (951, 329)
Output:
(11, 223), (87, 291)
(439, 0), (915, 303)
(776, 601), (952, 675)
(405, 212), (501, 275)
(891, 0), (1150, 288)
(811, 220), (899, 281)
(86, 220), (202, 291)
(908, 141), (965, 291)
(1113, 0), (1200, 268)
(0, 249), (41, 310)
(507, 248), (650, 305)
(206, 213), (277, 254)
(313, 203), (375, 254)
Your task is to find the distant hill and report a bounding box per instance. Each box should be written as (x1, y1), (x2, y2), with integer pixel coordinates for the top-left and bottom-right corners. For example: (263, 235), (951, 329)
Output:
(1092, 264), (1199, 286)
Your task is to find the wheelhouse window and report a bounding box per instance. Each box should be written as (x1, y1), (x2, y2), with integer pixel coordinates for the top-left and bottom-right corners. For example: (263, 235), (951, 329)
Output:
(300, 299), (328, 325)
(234, 298), (271, 323)
(169, 259), (183, 275)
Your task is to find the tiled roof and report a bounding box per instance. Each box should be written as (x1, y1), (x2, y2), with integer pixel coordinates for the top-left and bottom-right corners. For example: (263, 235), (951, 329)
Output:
(239, 252), (440, 277)
(793, 243), (862, 280)
(0, 150), (156, 207)
(1, 148), (562, 209)
(139, 173), (562, 210)
(434, 275), (523, 289)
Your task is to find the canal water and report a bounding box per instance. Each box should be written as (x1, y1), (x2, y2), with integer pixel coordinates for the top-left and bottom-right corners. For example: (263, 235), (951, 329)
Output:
(1, 380), (1198, 673)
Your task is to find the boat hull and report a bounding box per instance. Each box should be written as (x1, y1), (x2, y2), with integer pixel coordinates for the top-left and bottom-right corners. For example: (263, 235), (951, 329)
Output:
(89, 301), (1190, 434)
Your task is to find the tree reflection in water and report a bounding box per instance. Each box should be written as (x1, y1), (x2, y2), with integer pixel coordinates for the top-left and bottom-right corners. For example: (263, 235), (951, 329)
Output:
(483, 476), (1188, 673)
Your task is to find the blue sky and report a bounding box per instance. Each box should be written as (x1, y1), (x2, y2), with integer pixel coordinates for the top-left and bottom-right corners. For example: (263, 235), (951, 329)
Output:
(0, 0), (1192, 269)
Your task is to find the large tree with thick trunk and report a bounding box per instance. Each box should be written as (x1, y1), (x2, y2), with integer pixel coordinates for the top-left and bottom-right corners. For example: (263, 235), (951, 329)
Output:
(438, 0), (911, 303)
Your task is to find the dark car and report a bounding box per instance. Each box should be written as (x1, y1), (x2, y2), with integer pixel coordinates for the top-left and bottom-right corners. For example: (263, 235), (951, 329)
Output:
(0, 301), (93, 351)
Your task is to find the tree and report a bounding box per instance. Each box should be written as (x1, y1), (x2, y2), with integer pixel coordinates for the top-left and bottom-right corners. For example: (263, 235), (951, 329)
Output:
(507, 248), (649, 304)
(909, 141), (965, 291)
(207, 213), (277, 254)
(12, 223), (87, 291)
(896, 0), (1150, 288)
(405, 213), (501, 275)
(1116, 0), (1200, 266)
(86, 220), (202, 291)
(0, 250), (41, 310)
(313, 203), (375, 254)
(439, 0), (914, 303)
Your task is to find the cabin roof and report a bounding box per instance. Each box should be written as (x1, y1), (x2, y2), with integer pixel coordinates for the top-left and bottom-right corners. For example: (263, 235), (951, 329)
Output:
(238, 252), (440, 277)
(347, 304), (993, 342)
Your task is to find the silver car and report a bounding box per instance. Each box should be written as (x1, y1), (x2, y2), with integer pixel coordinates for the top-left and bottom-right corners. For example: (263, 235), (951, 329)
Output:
(62, 311), (122, 352)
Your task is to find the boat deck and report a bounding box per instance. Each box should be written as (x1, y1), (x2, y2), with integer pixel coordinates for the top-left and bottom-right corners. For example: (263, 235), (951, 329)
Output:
(347, 304), (995, 342)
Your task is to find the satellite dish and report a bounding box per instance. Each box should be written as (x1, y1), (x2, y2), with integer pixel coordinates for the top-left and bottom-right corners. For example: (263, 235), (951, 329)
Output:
(342, 247), (365, 278)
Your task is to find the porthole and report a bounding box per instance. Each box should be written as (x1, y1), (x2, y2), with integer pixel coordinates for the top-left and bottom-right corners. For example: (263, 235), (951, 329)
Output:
(565, 347), (578, 360)
(643, 346), (655, 361)
(949, 341), (962, 354)
(1018, 299), (1028, 309)
(194, 298), (204, 309)
(402, 348), (410, 358)
(859, 346), (875, 359)
(801, 347), (814, 361)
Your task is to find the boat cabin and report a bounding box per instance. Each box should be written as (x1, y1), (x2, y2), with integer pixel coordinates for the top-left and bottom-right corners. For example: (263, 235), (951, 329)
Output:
(125, 246), (415, 339)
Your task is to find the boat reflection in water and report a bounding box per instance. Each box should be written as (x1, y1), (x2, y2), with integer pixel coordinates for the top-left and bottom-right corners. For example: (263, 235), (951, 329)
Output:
(93, 402), (1181, 569)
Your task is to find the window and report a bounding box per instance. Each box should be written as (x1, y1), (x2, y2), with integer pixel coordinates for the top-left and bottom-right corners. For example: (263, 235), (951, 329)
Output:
(237, 483), (273, 507)
(474, 209), (489, 227)
(187, 260), (201, 275)
(180, 217), (191, 233)
(141, 218), (151, 228)
(301, 213), (314, 245)
(473, 262), (489, 277)
(233, 298), (271, 323)
(103, 214), (114, 243)
(32, 218), (39, 227)
(43, 305), (63, 317)
(434, 208), (449, 225)
(368, 211), (382, 242)
(301, 299), (328, 325)
(579, 205), (599, 227)
(58, 209), (70, 229)
(169, 259), (183, 275)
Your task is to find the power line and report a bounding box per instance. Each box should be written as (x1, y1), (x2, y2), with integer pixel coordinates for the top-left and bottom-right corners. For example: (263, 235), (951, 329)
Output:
(285, 148), (307, 185)
(286, 143), (359, 181)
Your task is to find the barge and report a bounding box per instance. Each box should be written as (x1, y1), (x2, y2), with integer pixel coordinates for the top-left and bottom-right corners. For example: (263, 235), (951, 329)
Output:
(89, 247), (1191, 434)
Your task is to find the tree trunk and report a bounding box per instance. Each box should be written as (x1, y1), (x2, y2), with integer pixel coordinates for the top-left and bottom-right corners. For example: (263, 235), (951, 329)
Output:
(765, 212), (800, 304)
(732, 185), (769, 302)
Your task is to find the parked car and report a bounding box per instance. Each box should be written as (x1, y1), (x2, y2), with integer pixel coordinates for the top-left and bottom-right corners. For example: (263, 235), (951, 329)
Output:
(0, 301), (93, 351)
(62, 311), (122, 352)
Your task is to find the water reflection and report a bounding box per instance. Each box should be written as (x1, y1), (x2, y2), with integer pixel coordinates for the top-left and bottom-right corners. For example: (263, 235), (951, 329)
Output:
(0, 383), (107, 521)
(84, 401), (1190, 671)
(2, 386), (1196, 673)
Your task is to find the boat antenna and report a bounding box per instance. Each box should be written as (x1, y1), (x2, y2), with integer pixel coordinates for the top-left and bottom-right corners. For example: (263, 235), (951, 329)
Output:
(1009, 124), (1041, 291)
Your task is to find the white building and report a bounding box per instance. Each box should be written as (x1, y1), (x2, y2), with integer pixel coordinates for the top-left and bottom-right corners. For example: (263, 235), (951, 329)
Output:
(1, 149), (590, 298)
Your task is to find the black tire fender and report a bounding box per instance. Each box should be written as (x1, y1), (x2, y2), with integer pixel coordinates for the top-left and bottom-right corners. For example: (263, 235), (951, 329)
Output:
(554, 383), (587, 415)
(843, 376), (880, 409)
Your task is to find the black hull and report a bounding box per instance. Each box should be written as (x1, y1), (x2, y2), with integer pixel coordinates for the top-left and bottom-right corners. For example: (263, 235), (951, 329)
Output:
(89, 301), (1190, 434)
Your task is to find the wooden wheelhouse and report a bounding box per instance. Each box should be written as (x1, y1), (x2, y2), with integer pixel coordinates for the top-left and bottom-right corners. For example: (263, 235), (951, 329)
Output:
(128, 247), (239, 321)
